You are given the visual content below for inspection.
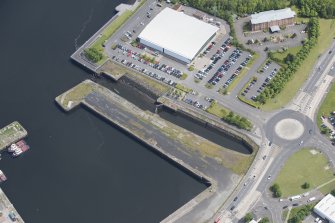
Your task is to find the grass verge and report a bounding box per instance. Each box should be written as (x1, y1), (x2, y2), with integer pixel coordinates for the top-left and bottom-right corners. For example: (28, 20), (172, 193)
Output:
(319, 179), (335, 195)
(282, 209), (289, 222)
(206, 101), (229, 117)
(316, 82), (335, 128)
(261, 19), (335, 111)
(274, 148), (335, 197)
(175, 83), (192, 93)
(287, 202), (317, 222)
(237, 76), (261, 108)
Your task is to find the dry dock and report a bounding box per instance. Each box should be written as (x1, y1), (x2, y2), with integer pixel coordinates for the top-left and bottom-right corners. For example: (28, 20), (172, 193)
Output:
(0, 122), (27, 152)
(55, 80), (258, 222)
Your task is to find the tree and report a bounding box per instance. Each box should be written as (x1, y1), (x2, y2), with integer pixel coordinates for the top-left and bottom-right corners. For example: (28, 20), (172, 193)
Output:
(331, 189), (335, 196)
(284, 53), (295, 64)
(302, 182), (310, 189)
(259, 217), (270, 223)
(84, 48), (103, 63)
(244, 213), (253, 222)
(270, 183), (282, 198)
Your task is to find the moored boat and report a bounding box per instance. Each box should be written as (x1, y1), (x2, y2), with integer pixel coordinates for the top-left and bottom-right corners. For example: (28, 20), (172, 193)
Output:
(0, 170), (7, 182)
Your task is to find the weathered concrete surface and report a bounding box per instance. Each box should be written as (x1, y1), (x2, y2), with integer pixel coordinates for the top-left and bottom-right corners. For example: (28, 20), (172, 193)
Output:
(55, 80), (251, 223)
(0, 121), (27, 151)
(0, 188), (24, 222)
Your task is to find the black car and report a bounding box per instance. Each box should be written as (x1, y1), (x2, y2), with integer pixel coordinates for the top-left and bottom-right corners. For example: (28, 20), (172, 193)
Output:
(230, 206), (235, 211)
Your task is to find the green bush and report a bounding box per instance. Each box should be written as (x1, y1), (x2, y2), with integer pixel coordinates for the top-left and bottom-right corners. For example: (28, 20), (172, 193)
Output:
(84, 48), (103, 63)
(288, 204), (314, 223)
(270, 183), (282, 198)
(302, 182), (310, 189)
(222, 111), (253, 130)
(244, 213), (253, 222)
(259, 217), (270, 223)
(188, 65), (195, 71)
(180, 73), (188, 80)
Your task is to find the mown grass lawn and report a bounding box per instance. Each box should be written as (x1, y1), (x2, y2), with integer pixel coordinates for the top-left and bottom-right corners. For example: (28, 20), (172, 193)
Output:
(261, 19), (335, 111)
(316, 82), (335, 128)
(206, 102), (229, 118)
(274, 148), (334, 197)
(319, 179), (335, 195)
(271, 45), (302, 63)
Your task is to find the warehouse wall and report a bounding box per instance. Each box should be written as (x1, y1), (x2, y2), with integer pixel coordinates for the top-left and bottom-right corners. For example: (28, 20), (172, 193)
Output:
(139, 38), (164, 52)
(164, 48), (191, 64)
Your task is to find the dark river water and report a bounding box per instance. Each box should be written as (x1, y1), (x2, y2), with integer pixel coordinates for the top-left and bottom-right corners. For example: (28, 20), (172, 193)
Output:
(0, 0), (249, 222)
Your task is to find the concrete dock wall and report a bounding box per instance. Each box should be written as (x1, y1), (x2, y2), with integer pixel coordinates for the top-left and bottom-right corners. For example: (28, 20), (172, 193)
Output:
(158, 96), (259, 153)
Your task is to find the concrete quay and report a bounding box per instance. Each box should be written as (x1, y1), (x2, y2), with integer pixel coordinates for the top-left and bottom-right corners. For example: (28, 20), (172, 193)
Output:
(0, 121), (27, 152)
(56, 80), (247, 223)
(0, 188), (24, 222)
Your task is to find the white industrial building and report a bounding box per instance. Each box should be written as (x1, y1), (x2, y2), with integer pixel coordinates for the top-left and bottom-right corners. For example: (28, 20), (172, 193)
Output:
(138, 8), (219, 63)
(314, 194), (335, 223)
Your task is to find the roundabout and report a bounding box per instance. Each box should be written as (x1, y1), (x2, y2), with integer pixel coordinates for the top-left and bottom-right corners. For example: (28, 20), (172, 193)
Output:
(265, 110), (314, 146)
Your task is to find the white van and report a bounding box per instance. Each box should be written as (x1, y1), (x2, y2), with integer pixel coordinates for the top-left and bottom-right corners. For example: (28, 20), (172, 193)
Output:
(290, 195), (302, 201)
(308, 197), (316, 202)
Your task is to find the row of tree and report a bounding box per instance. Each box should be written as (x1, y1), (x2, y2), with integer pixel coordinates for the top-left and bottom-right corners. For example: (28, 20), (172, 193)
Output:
(291, 0), (335, 18)
(256, 17), (320, 104)
(174, 0), (286, 16)
(288, 204), (314, 223)
(223, 111), (253, 130)
(173, 0), (335, 18)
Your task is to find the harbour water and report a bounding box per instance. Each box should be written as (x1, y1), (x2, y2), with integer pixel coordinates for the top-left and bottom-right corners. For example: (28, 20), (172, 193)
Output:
(0, 0), (248, 222)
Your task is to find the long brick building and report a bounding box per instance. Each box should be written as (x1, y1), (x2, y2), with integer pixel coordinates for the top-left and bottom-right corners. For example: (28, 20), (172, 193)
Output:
(250, 8), (296, 31)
